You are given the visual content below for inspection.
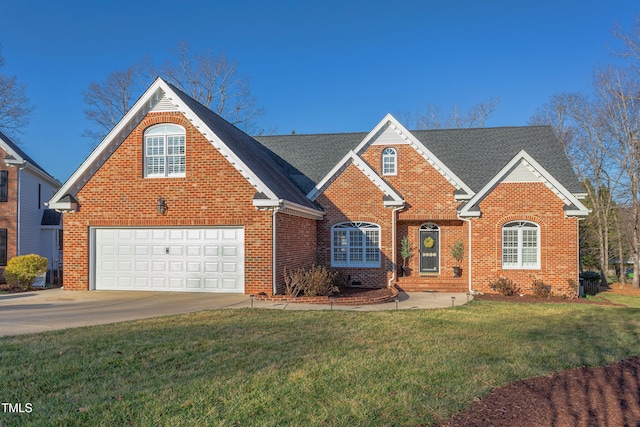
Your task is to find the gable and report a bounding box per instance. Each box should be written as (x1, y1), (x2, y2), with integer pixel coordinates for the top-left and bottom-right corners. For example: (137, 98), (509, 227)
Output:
(369, 122), (411, 146)
(459, 150), (589, 217)
(308, 151), (403, 207)
(502, 160), (543, 183)
(49, 78), (321, 219)
(353, 114), (474, 198)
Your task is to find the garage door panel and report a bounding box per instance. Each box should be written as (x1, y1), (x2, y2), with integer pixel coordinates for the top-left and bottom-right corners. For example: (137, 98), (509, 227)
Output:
(95, 227), (244, 293)
(204, 278), (220, 290)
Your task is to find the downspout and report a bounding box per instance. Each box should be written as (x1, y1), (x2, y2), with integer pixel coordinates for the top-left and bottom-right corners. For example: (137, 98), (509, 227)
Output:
(387, 205), (405, 289)
(272, 207), (279, 295)
(458, 215), (473, 294)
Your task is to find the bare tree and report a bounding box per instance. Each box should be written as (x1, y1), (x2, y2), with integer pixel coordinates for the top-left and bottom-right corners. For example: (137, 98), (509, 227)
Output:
(0, 45), (33, 136)
(530, 92), (621, 284)
(82, 64), (143, 141)
(414, 98), (499, 129)
(595, 65), (640, 288)
(158, 43), (264, 134)
(83, 42), (264, 143)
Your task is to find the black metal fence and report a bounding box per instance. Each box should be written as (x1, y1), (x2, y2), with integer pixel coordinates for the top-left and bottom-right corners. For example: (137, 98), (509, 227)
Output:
(580, 278), (600, 296)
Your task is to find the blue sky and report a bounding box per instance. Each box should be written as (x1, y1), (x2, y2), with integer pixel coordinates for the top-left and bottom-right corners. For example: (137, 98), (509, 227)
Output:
(0, 0), (637, 182)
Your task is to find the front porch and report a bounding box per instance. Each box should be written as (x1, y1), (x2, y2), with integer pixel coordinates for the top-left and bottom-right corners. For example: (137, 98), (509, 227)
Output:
(395, 275), (468, 293)
(395, 219), (468, 292)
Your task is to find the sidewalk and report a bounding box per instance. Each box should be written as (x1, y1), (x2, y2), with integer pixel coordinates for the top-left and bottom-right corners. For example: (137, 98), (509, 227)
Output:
(0, 288), (473, 336)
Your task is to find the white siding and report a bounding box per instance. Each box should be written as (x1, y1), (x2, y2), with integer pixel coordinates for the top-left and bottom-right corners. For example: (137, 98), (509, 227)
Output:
(371, 124), (410, 146)
(503, 161), (540, 183)
(18, 169), (60, 265)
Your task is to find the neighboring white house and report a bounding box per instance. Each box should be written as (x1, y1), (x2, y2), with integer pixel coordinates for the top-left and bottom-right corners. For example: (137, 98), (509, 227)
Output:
(0, 131), (62, 282)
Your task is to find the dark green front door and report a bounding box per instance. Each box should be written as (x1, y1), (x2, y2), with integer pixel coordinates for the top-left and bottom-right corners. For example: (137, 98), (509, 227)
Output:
(419, 229), (439, 273)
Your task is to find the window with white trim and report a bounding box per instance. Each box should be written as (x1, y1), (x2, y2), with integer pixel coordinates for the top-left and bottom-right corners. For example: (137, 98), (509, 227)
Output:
(332, 222), (381, 267)
(502, 221), (540, 269)
(144, 124), (186, 177)
(382, 148), (397, 175)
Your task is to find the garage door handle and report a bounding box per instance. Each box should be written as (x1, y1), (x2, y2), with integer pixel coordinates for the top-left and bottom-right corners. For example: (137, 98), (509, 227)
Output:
(165, 247), (169, 254)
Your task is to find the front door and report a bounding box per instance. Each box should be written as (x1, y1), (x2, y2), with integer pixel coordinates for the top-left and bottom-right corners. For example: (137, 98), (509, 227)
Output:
(419, 225), (439, 274)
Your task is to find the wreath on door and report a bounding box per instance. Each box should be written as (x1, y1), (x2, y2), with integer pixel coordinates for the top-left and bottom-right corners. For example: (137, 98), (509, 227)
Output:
(423, 237), (435, 248)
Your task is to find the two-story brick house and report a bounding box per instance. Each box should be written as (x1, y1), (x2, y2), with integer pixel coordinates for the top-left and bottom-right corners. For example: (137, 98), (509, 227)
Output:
(0, 131), (62, 281)
(49, 78), (588, 296)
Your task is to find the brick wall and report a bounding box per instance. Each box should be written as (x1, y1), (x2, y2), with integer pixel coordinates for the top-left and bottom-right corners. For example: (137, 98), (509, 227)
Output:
(471, 182), (580, 296)
(360, 144), (460, 220)
(0, 151), (18, 266)
(62, 112), (275, 294)
(316, 162), (393, 288)
(275, 212), (317, 294)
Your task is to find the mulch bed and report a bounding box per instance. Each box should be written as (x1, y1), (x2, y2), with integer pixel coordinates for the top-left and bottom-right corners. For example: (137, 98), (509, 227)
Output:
(441, 284), (640, 426)
(442, 357), (640, 426)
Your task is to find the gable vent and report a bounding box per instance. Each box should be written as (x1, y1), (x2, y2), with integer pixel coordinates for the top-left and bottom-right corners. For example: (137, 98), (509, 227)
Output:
(150, 95), (179, 113)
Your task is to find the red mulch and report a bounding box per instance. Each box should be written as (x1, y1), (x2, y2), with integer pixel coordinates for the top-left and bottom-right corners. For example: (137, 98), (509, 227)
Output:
(334, 286), (395, 299)
(442, 284), (640, 426)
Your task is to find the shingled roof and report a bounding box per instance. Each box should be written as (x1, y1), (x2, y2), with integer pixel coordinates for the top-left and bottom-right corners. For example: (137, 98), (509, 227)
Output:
(168, 84), (319, 211)
(0, 130), (59, 186)
(256, 125), (583, 196)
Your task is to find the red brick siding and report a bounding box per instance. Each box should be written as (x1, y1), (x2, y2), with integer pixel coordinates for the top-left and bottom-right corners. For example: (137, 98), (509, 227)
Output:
(360, 144), (467, 291)
(360, 144), (460, 220)
(275, 213), (317, 294)
(0, 151), (18, 265)
(62, 112), (274, 294)
(471, 182), (580, 296)
(395, 220), (469, 292)
(316, 162), (393, 288)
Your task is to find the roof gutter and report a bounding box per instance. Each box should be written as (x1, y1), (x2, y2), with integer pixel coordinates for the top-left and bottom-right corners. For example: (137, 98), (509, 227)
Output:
(253, 198), (324, 220)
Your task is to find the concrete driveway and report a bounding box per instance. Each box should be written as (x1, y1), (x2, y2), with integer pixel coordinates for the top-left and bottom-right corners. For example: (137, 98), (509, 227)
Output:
(0, 288), (472, 337)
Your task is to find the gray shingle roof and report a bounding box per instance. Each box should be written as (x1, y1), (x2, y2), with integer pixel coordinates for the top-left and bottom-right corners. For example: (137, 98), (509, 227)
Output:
(256, 126), (583, 196)
(256, 133), (366, 194)
(168, 84), (319, 210)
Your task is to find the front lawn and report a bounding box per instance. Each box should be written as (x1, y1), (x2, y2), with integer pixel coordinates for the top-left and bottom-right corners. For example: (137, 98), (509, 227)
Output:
(1, 299), (639, 426)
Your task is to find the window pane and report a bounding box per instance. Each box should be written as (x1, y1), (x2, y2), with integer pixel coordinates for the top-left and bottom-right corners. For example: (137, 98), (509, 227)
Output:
(144, 128), (185, 177)
(0, 171), (7, 202)
(521, 228), (538, 267)
(333, 230), (347, 263)
(332, 223), (380, 267)
(502, 229), (519, 266)
(0, 228), (7, 265)
(382, 149), (396, 175)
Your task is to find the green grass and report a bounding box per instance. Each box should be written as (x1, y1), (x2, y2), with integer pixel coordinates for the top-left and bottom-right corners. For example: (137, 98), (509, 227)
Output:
(1, 299), (640, 426)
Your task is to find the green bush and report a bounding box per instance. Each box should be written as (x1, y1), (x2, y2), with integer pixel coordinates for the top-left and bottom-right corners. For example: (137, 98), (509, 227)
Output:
(4, 254), (48, 291)
(489, 276), (520, 296)
(531, 277), (551, 298)
(580, 271), (601, 283)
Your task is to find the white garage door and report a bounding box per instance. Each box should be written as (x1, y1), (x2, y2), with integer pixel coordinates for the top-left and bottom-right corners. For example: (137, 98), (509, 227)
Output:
(93, 227), (244, 293)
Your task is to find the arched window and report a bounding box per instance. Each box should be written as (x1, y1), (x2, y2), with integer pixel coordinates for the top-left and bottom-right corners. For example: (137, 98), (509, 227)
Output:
(502, 221), (540, 269)
(144, 124), (186, 177)
(332, 222), (381, 267)
(382, 148), (397, 176)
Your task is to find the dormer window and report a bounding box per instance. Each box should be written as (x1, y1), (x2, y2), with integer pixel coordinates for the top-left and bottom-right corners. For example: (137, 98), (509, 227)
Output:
(382, 148), (397, 176)
(144, 124), (186, 178)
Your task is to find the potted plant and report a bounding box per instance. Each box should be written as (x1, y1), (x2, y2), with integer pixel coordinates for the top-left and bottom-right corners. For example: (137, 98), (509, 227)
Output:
(450, 240), (464, 277)
(400, 235), (414, 277)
